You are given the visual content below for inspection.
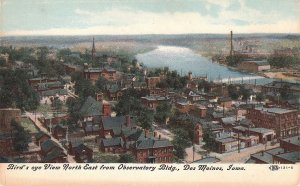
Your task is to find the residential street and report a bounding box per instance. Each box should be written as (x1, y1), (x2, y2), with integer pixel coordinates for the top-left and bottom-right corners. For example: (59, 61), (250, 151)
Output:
(25, 111), (76, 163)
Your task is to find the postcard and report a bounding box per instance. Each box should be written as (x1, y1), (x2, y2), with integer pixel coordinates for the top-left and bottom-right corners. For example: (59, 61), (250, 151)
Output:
(0, 0), (299, 185)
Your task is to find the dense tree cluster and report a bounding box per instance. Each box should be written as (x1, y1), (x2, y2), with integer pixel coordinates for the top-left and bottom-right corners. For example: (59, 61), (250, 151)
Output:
(268, 55), (300, 68)
(0, 69), (39, 110)
(11, 119), (30, 152)
(168, 113), (195, 159)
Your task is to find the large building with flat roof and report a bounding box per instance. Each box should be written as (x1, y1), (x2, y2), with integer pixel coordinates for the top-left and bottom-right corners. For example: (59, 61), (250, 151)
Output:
(246, 107), (299, 138)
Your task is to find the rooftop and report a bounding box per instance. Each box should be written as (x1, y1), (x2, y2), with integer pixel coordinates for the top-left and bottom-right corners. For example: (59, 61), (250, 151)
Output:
(274, 151), (300, 163)
(193, 157), (221, 163)
(79, 96), (103, 117)
(135, 138), (173, 150)
(248, 128), (275, 134)
(254, 107), (297, 114)
(280, 136), (300, 146)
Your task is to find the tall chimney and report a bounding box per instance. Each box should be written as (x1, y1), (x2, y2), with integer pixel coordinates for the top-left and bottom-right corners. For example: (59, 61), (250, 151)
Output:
(159, 134), (161, 140)
(125, 115), (131, 127)
(230, 31), (233, 56)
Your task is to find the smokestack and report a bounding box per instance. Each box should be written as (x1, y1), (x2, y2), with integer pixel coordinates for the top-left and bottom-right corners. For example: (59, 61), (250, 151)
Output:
(159, 134), (161, 140)
(125, 115), (131, 127)
(230, 31), (233, 56)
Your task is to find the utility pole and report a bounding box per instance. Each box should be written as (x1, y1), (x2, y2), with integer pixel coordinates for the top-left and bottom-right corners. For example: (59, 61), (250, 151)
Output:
(238, 132), (240, 153)
(230, 31), (233, 57)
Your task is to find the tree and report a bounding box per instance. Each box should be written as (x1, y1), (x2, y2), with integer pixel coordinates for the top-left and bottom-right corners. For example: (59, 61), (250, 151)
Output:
(11, 120), (30, 152)
(154, 102), (172, 124)
(138, 107), (154, 130)
(202, 128), (215, 151)
(172, 129), (192, 159)
(240, 87), (251, 103)
(95, 77), (109, 92)
(52, 98), (63, 113)
(228, 84), (239, 100)
(0, 69), (39, 110)
(118, 153), (136, 163)
(256, 92), (265, 103)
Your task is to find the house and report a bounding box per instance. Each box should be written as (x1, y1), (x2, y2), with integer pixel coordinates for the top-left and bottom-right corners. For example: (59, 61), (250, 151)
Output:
(79, 96), (112, 120)
(42, 113), (69, 128)
(82, 120), (100, 136)
(63, 63), (83, 74)
(148, 88), (168, 97)
(246, 107), (299, 138)
(194, 124), (203, 145)
(187, 91), (203, 103)
(0, 108), (21, 131)
(217, 97), (232, 108)
(175, 99), (192, 113)
(248, 128), (276, 143)
(145, 77), (161, 88)
(279, 136), (300, 152)
(105, 84), (123, 101)
(69, 143), (93, 163)
(237, 60), (270, 72)
(35, 131), (51, 146)
(247, 147), (285, 164)
(247, 132), (300, 164)
(100, 115), (134, 138)
(83, 66), (119, 82)
(133, 138), (174, 163)
(193, 104), (208, 118)
(214, 132), (239, 153)
(100, 137), (126, 153)
(41, 139), (63, 156)
(51, 124), (67, 140)
(272, 151), (300, 164)
(28, 77), (58, 87)
(42, 148), (67, 163)
(141, 96), (170, 110)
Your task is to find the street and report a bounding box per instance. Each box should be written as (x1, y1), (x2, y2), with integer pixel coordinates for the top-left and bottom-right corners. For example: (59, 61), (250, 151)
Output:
(25, 111), (76, 163)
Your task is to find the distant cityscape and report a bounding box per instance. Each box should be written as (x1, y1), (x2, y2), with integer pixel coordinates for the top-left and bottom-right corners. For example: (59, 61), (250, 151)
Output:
(0, 32), (299, 164)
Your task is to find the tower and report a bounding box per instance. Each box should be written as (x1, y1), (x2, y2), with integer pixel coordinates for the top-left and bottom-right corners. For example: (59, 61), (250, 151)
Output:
(230, 31), (233, 56)
(92, 37), (96, 60)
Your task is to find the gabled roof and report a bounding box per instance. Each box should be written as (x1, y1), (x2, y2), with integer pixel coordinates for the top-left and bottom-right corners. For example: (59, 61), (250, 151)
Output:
(102, 116), (136, 136)
(218, 97), (232, 102)
(101, 137), (124, 147)
(42, 148), (66, 162)
(135, 138), (173, 150)
(79, 96), (103, 116)
(41, 139), (62, 153)
(73, 144), (92, 154)
(35, 131), (51, 141)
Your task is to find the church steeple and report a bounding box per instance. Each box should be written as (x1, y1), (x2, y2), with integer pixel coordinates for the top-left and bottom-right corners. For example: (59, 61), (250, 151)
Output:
(92, 37), (96, 60)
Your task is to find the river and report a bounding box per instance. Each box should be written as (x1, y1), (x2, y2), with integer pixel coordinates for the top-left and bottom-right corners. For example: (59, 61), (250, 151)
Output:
(136, 45), (273, 85)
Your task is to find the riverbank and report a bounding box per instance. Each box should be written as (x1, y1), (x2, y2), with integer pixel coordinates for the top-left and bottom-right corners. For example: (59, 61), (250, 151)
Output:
(264, 71), (300, 82)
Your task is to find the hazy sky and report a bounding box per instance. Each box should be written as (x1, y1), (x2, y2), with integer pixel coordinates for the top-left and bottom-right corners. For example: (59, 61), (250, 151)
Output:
(0, 0), (299, 35)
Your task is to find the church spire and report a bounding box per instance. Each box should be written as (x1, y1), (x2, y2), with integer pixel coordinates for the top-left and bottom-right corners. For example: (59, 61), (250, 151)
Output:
(92, 37), (96, 60)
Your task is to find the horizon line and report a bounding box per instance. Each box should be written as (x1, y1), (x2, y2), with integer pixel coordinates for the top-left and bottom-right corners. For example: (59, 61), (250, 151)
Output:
(1, 32), (300, 38)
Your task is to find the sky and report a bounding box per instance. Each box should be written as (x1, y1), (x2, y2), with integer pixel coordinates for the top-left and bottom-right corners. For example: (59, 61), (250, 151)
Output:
(0, 0), (299, 36)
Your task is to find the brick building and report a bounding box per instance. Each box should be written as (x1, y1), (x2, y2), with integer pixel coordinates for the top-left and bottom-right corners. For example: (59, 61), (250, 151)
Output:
(134, 138), (173, 163)
(0, 108), (21, 131)
(246, 107), (299, 138)
(237, 60), (270, 72)
(141, 96), (170, 110)
(145, 77), (161, 88)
